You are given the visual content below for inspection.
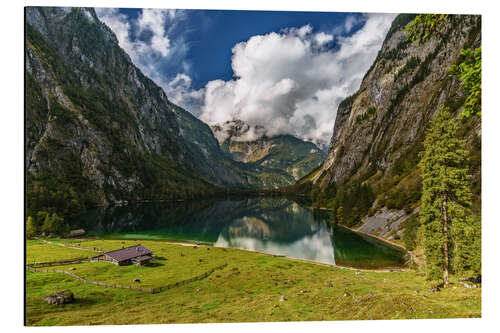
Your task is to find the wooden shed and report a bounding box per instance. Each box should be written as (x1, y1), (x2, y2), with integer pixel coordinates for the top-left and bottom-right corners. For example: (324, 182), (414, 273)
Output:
(92, 244), (153, 266)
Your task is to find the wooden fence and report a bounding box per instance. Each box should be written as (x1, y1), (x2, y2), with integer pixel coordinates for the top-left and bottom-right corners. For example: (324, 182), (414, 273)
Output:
(27, 263), (228, 294)
(152, 263), (228, 293)
(29, 257), (92, 268)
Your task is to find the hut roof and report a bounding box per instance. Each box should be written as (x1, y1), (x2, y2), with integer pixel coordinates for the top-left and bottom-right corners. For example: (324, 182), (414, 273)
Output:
(132, 255), (153, 262)
(104, 244), (152, 262)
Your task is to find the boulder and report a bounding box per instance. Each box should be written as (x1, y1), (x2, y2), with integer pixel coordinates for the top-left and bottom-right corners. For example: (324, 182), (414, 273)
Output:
(65, 229), (85, 238)
(43, 290), (74, 305)
(279, 295), (287, 302)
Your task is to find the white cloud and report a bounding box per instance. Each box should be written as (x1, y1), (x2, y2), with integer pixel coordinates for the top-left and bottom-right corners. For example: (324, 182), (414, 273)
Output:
(344, 15), (362, 34)
(199, 13), (396, 145)
(314, 32), (334, 46)
(96, 9), (395, 145)
(95, 7), (193, 108)
(163, 73), (205, 115)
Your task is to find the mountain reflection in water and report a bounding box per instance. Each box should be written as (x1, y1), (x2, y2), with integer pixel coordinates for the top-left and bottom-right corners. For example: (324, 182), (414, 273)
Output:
(68, 198), (406, 269)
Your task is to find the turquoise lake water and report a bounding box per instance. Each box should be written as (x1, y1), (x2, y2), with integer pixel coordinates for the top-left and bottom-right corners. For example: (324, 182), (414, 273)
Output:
(67, 197), (406, 269)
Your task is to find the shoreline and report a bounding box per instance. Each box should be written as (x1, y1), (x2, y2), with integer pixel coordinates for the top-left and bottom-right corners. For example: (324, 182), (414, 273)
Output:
(48, 236), (408, 273)
(303, 205), (408, 252)
(340, 225), (408, 252)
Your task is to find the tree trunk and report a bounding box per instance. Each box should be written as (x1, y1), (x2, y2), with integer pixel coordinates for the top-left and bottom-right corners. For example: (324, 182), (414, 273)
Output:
(442, 192), (449, 286)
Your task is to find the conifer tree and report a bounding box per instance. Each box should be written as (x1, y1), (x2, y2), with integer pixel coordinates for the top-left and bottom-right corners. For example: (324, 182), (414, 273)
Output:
(419, 106), (473, 285)
(336, 206), (344, 225)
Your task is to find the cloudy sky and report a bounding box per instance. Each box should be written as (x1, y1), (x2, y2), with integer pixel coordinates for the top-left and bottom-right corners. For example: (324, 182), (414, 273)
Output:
(95, 8), (395, 145)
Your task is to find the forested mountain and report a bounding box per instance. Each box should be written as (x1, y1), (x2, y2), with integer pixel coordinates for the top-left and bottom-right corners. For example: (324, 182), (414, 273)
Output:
(211, 120), (326, 180)
(25, 7), (303, 218)
(296, 14), (481, 241)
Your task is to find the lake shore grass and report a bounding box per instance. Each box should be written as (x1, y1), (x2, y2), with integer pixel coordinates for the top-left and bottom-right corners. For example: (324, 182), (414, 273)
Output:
(26, 239), (480, 326)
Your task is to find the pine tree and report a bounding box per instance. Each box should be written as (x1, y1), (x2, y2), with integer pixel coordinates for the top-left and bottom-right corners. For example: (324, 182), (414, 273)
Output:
(419, 106), (473, 285)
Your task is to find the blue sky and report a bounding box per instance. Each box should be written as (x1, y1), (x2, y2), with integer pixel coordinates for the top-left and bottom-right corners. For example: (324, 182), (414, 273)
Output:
(96, 8), (395, 144)
(103, 9), (365, 89)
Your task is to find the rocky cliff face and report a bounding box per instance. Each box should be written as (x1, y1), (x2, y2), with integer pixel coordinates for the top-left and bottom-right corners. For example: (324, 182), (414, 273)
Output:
(26, 7), (210, 212)
(306, 14), (481, 236)
(212, 120), (326, 180)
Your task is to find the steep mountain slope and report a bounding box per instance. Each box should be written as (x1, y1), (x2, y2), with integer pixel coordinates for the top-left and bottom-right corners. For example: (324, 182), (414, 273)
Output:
(26, 7), (219, 217)
(300, 14), (481, 237)
(211, 120), (326, 180)
(25, 7), (297, 218)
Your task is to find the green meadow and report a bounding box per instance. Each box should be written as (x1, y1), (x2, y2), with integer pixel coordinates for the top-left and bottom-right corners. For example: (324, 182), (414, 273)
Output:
(26, 239), (481, 326)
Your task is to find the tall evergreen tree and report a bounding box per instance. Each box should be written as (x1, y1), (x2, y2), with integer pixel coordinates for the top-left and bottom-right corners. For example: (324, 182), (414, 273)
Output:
(419, 106), (473, 285)
(336, 206), (344, 225)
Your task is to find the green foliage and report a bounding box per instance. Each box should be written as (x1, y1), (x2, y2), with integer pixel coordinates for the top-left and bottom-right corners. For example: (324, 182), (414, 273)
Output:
(453, 214), (481, 277)
(402, 215), (420, 251)
(405, 14), (448, 43)
(449, 47), (481, 119)
(385, 180), (421, 213)
(312, 182), (375, 227)
(419, 106), (476, 282)
(40, 212), (68, 236)
(26, 216), (37, 239)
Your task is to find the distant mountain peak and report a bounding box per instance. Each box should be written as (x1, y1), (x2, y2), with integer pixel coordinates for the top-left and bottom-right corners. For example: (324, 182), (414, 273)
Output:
(210, 119), (325, 180)
(211, 119), (268, 144)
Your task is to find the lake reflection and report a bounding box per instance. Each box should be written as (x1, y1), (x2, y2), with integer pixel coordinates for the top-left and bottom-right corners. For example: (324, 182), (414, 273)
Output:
(68, 198), (406, 268)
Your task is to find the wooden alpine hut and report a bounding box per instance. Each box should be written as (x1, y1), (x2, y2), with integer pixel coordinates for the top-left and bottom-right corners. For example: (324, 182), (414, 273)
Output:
(92, 244), (153, 266)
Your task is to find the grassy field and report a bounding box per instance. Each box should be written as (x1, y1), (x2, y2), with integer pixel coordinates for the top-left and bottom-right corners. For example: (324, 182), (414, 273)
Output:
(26, 239), (481, 326)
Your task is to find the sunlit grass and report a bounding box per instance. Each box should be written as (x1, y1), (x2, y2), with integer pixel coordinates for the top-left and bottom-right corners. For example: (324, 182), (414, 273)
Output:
(26, 239), (481, 326)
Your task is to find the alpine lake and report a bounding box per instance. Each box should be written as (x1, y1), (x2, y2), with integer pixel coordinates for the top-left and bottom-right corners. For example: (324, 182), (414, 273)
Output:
(67, 197), (407, 269)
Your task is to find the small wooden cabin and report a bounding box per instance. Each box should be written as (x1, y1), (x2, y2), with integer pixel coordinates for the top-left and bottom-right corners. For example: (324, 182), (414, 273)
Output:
(92, 244), (153, 266)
